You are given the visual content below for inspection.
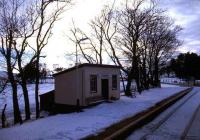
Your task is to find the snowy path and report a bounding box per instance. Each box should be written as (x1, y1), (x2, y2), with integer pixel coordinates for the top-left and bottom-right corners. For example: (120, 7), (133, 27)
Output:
(0, 87), (186, 140)
(127, 87), (200, 140)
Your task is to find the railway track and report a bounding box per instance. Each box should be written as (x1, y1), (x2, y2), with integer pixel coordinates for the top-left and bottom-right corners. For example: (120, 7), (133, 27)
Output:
(181, 104), (200, 140)
(138, 89), (198, 140)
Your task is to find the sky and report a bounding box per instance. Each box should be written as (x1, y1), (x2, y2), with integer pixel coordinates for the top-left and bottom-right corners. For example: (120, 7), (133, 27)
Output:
(158, 0), (200, 53)
(42, 0), (200, 70)
(43, 0), (113, 69)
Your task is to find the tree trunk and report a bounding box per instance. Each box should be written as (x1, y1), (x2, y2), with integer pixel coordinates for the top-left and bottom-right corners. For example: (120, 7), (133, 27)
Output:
(135, 71), (141, 94)
(11, 79), (22, 124)
(35, 55), (40, 119)
(125, 76), (132, 96)
(142, 58), (149, 89)
(18, 58), (31, 120)
(35, 79), (40, 119)
(154, 57), (160, 87)
(7, 60), (22, 124)
(21, 79), (31, 120)
(125, 68), (134, 96)
(1, 104), (7, 128)
(120, 71), (126, 92)
(134, 57), (142, 94)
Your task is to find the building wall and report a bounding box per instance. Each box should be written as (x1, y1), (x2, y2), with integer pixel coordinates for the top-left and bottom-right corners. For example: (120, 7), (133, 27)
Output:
(54, 67), (84, 106)
(40, 90), (54, 111)
(83, 67), (120, 101)
(54, 66), (120, 106)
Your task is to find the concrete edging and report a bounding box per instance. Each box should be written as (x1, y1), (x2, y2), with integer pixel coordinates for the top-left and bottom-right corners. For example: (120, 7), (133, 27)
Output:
(82, 87), (193, 140)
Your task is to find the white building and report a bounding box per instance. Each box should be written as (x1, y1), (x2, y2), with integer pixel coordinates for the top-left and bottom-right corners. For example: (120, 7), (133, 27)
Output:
(53, 63), (120, 107)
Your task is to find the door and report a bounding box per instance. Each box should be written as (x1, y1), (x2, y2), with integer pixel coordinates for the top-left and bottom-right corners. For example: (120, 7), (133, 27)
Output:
(101, 79), (109, 99)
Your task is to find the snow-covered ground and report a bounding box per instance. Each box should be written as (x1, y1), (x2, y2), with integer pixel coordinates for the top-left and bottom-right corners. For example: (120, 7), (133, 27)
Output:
(0, 86), (187, 140)
(161, 77), (200, 87)
(161, 77), (188, 85)
(0, 81), (172, 113)
(161, 84), (180, 87)
(0, 82), (179, 123)
(0, 84), (54, 118)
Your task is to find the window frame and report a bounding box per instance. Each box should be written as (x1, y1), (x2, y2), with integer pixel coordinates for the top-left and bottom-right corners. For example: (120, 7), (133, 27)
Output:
(90, 75), (97, 93)
(112, 75), (117, 90)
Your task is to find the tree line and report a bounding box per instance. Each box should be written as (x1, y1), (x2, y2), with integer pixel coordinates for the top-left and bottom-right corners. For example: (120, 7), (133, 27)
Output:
(165, 52), (200, 84)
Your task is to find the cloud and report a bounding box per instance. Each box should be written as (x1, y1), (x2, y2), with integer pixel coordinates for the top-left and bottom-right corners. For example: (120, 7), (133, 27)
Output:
(158, 0), (200, 53)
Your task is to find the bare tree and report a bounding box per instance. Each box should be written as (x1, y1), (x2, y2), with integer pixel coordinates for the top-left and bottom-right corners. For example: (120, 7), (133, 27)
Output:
(68, 0), (181, 97)
(0, 0), (22, 124)
(69, 25), (95, 64)
(106, 0), (157, 96)
(69, 5), (116, 65)
(0, 80), (8, 127)
(1, 104), (7, 128)
(69, 1), (154, 95)
(12, 1), (40, 120)
(15, 0), (70, 119)
(34, 0), (70, 118)
(101, 0), (181, 95)
(0, 0), (71, 123)
(145, 17), (182, 87)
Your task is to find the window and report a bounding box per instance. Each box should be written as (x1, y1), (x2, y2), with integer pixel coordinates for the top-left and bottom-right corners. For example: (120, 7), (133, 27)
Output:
(112, 75), (117, 90)
(90, 75), (97, 93)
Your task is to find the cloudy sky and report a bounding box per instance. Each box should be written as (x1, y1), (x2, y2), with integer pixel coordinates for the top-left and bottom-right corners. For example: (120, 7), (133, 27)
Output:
(43, 0), (200, 69)
(158, 0), (200, 53)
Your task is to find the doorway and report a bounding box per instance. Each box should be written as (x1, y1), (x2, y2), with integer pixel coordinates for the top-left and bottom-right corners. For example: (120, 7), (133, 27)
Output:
(101, 79), (109, 99)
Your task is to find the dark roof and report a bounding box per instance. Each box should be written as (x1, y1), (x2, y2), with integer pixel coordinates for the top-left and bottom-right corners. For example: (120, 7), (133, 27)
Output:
(53, 63), (120, 76)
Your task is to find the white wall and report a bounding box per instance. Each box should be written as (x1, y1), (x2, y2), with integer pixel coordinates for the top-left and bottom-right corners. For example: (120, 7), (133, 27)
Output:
(84, 67), (120, 100)
(54, 68), (83, 106)
(55, 66), (120, 106)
